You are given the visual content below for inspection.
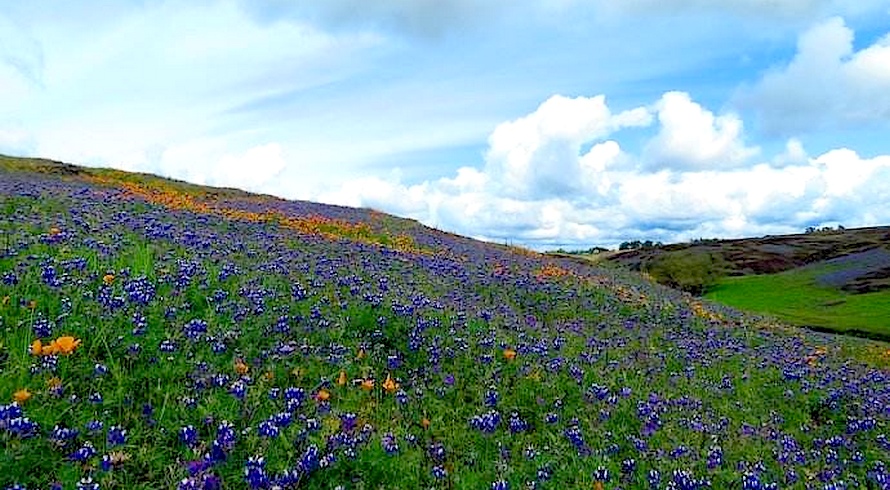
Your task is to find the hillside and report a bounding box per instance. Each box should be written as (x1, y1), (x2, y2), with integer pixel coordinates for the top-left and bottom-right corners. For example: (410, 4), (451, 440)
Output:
(599, 229), (890, 337)
(605, 228), (890, 287)
(2, 155), (890, 489)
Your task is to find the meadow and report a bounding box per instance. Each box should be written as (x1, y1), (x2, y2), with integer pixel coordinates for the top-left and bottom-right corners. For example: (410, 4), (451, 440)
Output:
(705, 266), (890, 339)
(2, 159), (890, 489)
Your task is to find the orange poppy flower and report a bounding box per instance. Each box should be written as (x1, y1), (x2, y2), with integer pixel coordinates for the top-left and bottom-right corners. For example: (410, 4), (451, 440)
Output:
(382, 374), (399, 393)
(13, 388), (31, 404)
(51, 336), (81, 355)
(337, 370), (347, 386)
(421, 417), (430, 430)
(356, 348), (366, 360)
(315, 389), (331, 402)
(503, 348), (517, 361)
(361, 378), (375, 391)
(30, 339), (43, 356)
(234, 359), (249, 375)
(103, 274), (115, 285)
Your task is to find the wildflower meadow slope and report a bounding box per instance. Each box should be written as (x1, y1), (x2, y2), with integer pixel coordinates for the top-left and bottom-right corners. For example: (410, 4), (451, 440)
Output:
(1, 157), (890, 489)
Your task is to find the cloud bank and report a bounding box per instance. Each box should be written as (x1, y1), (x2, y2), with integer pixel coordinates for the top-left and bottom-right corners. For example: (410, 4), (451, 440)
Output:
(325, 91), (890, 249)
(738, 16), (890, 134)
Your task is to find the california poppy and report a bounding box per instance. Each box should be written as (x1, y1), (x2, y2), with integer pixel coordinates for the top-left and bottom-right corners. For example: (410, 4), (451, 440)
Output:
(382, 374), (399, 393)
(503, 348), (517, 361)
(13, 388), (31, 404)
(234, 359), (249, 375)
(51, 336), (81, 355)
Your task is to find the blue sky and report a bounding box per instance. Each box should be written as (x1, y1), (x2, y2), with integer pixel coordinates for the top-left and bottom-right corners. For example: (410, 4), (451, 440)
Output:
(2, 0), (890, 249)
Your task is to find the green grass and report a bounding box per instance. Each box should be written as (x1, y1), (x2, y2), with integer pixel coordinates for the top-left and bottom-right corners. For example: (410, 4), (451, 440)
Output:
(705, 265), (890, 337)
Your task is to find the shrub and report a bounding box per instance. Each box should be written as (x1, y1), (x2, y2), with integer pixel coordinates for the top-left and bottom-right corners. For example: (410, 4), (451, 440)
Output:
(643, 250), (726, 295)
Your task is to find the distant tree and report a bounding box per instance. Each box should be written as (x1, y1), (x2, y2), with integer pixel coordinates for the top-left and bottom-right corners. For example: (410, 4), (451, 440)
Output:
(643, 251), (726, 295)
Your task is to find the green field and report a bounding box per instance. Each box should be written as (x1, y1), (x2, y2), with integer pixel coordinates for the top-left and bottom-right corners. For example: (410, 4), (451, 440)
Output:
(705, 265), (890, 338)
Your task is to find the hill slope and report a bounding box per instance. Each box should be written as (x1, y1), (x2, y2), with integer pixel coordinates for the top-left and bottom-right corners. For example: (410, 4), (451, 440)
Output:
(605, 227), (890, 285)
(601, 229), (890, 337)
(2, 155), (890, 489)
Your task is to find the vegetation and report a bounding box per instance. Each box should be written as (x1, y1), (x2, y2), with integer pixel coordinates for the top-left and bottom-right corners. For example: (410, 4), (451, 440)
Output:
(546, 246), (610, 255)
(2, 157), (890, 489)
(618, 239), (663, 251)
(642, 251), (727, 296)
(706, 264), (890, 339)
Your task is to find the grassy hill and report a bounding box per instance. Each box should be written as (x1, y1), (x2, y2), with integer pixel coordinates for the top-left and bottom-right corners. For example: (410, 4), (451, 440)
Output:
(600, 229), (890, 338)
(2, 155), (890, 489)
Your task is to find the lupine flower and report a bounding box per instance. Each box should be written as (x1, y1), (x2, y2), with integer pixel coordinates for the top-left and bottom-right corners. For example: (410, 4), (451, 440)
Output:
(244, 456), (268, 489)
(381, 432), (399, 454)
(107, 425), (127, 447)
(491, 479), (509, 490)
(179, 425), (199, 447)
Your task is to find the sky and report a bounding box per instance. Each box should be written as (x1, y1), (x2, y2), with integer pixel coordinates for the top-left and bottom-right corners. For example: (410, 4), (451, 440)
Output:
(2, 0), (890, 250)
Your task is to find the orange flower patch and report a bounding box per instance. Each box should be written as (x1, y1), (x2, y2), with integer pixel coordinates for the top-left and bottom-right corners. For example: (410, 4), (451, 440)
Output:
(103, 274), (115, 285)
(361, 378), (375, 391)
(337, 370), (348, 386)
(50, 336), (81, 355)
(13, 388), (32, 404)
(314, 389), (331, 402)
(234, 359), (249, 375)
(503, 348), (517, 361)
(382, 374), (399, 393)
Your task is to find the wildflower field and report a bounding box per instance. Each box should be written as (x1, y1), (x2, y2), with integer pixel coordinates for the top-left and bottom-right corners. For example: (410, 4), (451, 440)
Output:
(2, 158), (890, 489)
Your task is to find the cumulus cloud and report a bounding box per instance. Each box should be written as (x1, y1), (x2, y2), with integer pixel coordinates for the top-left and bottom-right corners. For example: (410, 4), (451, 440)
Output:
(484, 94), (651, 199)
(737, 17), (890, 133)
(155, 142), (287, 193)
(326, 91), (890, 249)
(644, 92), (758, 170)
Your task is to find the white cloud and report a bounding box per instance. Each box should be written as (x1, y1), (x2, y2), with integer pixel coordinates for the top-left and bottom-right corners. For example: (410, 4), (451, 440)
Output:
(738, 17), (890, 133)
(326, 91), (890, 249)
(0, 125), (34, 155)
(484, 94), (651, 199)
(213, 143), (287, 191)
(645, 91), (759, 170)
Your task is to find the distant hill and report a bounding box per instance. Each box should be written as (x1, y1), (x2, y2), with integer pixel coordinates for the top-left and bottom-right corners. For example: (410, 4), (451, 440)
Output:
(603, 227), (890, 293)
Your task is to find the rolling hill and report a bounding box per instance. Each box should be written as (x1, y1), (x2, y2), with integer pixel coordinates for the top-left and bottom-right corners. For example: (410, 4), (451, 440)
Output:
(600, 228), (890, 338)
(2, 154), (890, 489)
